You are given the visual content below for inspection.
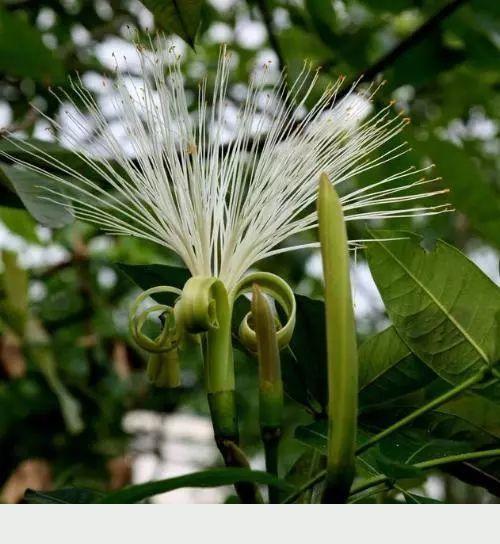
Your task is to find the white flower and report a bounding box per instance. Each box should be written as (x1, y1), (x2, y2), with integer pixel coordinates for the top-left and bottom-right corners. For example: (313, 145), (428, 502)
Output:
(2, 43), (449, 291)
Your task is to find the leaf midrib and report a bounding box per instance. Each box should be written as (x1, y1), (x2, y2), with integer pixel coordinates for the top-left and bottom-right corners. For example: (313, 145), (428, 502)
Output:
(375, 240), (489, 365)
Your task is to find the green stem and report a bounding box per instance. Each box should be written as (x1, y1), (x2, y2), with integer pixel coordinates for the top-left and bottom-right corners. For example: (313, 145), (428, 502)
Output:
(356, 368), (488, 455)
(262, 428), (280, 503)
(282, 470), (326, 504)
(178, 277), (263, 502)
(214, 439), (264, 504)
(348, 485), (388, 504)
(349, 448), (500, 497)
(251, 284), (284, 504)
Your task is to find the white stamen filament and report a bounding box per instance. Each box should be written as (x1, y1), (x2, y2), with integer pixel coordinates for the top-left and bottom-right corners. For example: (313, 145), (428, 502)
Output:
(1, 42), (450, 291)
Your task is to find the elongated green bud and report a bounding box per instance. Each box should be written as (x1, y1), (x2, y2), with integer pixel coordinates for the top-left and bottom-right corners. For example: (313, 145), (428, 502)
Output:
(251, 284), (283, 503)
(318, 173), (358, 504)
(251, 284), (283, 430)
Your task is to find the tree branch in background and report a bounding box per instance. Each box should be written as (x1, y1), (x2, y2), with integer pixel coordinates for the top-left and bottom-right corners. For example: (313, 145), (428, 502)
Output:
(338, 0), (470, 98)
(255, 0), (285, 71)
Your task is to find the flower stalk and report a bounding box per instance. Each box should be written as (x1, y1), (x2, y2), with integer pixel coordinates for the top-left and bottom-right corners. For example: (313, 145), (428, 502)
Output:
(251, 284), (284, 503)
(318, 173), (359, 504)
(179, 276), (264, 503)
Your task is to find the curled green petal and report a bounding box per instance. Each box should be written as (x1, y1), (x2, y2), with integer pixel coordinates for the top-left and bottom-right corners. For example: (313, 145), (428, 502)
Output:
(234, 272), (296, 352)
(129, 286), (182, 353)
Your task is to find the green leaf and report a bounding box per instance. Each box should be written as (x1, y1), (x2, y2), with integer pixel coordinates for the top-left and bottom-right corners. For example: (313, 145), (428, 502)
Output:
(359, 326), (436, 408)
(0, 139), (121, 184)
(366, 232), (500, 395)
(295, 421), (473, 482)
(433, 393), (500, 445)
(26, 321), (84, 435)
(141, 0), (203, 47)
(305, 0), (337, 47)
(402, 490), (444, 504)
(0, 207), (39, 242)
(0, 8), (64, 83)
(99, 468), (293, 503)
(24, 488), (104, 504)
(0, 163), (73, 228)
(0, 251), (29, 335)
(374, 453), (423, 480)
(116, 262), (190, 305)
(413, 137), (500, 248)
(377, 429), (472, 466)
(295, 420), (329, 455)
(284, 294), (327, 414)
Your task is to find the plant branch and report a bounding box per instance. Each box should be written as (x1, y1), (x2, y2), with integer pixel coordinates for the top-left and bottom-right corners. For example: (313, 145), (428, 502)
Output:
(217, 0), (469, 158)
(335, 0), (470, 99)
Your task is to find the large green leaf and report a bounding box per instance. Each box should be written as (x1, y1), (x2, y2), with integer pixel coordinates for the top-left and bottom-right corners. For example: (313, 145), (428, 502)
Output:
(141, 0), (203, 47)
(359, 326), (436, 408)
(366, 232), (500, 395)
(360, 385), (500, 496)
(0, 163), (73, 228)
(0, 8), (64, 83)
(24, 470), (290, 504)
(284, 295), (327, 414)
(434, 393), (500, 442)
(99, 468), (293, 503)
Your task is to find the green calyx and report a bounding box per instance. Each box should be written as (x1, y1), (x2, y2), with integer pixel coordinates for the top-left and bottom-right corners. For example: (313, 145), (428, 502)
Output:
(178, 276), (234, 394)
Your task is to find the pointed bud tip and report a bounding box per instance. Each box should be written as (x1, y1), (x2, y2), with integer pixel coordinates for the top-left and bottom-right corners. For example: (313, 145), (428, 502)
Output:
(319, 172), (332, 192)
(251, 283), (266, 317)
